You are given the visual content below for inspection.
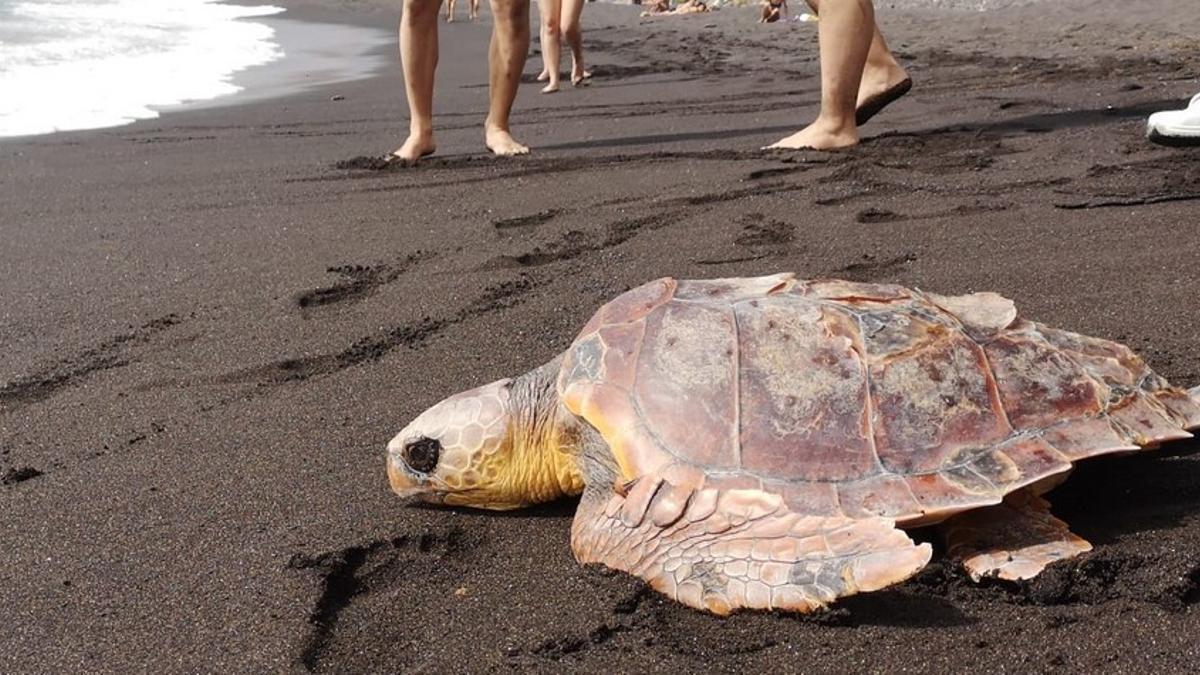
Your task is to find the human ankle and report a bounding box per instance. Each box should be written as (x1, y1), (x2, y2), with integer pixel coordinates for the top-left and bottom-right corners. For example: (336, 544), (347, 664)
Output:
(867, 60), (906, 83)
(815, 112), (856, 134)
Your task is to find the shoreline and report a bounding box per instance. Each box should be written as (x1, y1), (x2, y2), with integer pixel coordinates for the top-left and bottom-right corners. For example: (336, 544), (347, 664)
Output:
(162, 13), (393, 114)
(2, 0), (1200, 672)
(0, 3), (392, 143)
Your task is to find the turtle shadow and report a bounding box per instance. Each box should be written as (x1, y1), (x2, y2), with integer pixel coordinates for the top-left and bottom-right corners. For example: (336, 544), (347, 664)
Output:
(405, 497), (579, 519)
(1046, 438), (1200, 546)
(827, 588), (975, 628)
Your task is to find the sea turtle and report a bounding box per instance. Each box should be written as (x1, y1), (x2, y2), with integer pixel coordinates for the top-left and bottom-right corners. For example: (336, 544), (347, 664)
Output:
(386, 274), (1200, 614)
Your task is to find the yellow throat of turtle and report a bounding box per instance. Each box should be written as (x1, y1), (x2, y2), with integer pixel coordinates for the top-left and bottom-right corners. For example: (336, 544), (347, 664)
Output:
(389, 357), (586, 510)
(494, 416), (586, 507)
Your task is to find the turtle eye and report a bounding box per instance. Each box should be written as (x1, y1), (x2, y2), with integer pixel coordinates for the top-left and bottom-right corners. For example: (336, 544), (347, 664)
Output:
(403, 437), (441, 474)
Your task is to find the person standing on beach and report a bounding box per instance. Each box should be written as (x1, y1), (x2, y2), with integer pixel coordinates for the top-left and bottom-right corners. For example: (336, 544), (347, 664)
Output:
(767, 0), (911, 150)
(394, 0), (530, 162)
(445, 0), (480, 22)
(535, 0), (590, 93)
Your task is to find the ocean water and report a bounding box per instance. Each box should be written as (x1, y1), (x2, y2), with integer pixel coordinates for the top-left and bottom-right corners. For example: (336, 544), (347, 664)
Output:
(0, 0), (286, 137)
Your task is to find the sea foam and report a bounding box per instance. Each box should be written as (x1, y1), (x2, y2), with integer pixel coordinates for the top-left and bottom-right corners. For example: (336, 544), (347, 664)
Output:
(0, 0), (286, 137)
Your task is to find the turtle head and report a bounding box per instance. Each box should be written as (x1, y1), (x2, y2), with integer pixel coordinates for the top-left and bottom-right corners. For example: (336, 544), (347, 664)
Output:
(387, 378), (520, 509)
(386, 365), (582, 510)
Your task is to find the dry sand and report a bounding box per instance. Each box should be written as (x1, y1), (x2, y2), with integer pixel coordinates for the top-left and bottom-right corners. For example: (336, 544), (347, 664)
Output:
(2, 0), (1199, 671)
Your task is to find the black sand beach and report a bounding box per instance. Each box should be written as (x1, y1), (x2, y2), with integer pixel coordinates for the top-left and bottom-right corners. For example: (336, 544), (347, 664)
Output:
(2, 0), (1199, 671)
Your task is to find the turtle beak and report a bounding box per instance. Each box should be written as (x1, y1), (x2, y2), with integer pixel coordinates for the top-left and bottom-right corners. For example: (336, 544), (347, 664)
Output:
(386, 454), (419, 497)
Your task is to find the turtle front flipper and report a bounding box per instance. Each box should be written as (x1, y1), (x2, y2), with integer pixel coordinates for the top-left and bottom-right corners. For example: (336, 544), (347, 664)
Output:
(570, 476), (931, 615)
(941, 489), (1092, 581)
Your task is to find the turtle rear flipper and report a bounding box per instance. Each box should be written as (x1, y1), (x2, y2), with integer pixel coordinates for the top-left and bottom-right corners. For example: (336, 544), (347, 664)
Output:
(570, 476), (931, 615)
(941, 489), (1092, 581)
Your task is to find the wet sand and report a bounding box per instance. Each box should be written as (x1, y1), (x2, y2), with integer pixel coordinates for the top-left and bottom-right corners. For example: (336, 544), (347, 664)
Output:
(2, 0), (1199, 671)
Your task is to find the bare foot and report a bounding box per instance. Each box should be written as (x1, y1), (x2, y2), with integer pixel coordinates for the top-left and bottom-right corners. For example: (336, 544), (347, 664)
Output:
(446, 14), (455, 22)
(765, 117), (857, 151)
(541, 82), (560, 94)
(571, 66), (591, 86)
(537, 70), (550, 82)
(392, 131), (437, 164)
(485, 125), (530, 156)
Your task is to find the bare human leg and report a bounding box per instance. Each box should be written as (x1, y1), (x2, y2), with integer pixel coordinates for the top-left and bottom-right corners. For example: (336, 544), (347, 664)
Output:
(767, 0), (873, 150)
(395, 0), (442, 163)
(802, 0), (909, 122)
(560, 0), (589, 85)
(538, 0), (562, 93)
(485, 0), (531, 155)
(446, 0), (456, 22)
(470, 0), (480, 19)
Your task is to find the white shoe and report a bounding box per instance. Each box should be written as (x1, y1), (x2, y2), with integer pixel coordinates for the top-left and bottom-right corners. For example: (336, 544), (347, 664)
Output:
(1147, 92), (1200, 147)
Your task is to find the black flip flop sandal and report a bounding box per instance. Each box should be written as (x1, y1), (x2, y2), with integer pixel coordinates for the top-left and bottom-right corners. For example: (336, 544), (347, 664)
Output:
(856, 77), (913, 127)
